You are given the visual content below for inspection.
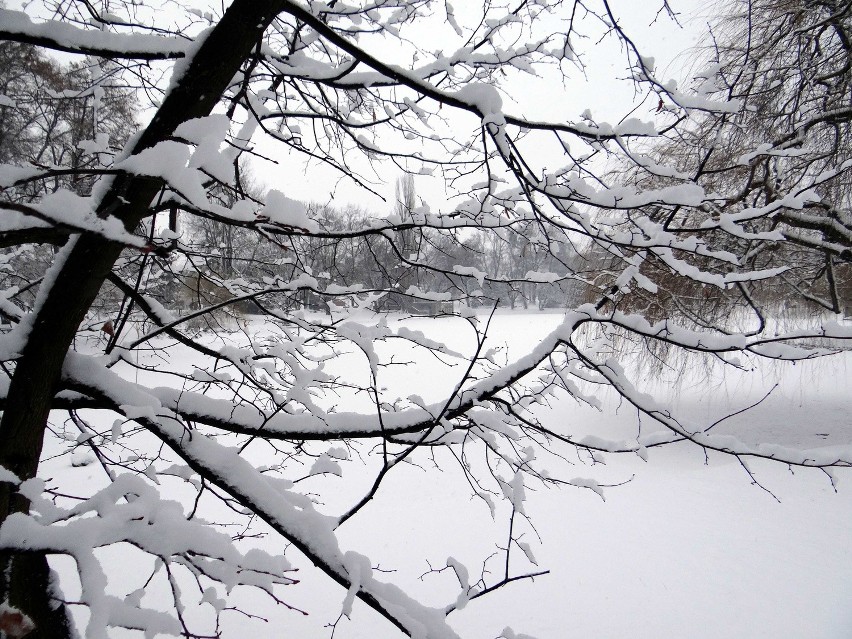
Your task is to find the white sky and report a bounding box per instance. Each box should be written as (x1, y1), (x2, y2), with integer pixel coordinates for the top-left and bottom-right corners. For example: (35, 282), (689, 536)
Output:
(249, 0), (712, 215)
(9, 0), (712, 215)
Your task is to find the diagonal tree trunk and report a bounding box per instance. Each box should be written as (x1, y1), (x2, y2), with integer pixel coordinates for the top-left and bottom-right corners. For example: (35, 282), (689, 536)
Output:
(0, 2), (286, 635)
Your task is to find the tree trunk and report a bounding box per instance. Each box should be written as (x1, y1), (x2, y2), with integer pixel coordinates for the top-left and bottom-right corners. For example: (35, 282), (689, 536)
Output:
(0, 2), (287, 634)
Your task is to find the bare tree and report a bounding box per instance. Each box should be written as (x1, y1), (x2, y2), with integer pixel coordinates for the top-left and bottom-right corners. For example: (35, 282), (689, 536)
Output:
(0, 1), (850, 638)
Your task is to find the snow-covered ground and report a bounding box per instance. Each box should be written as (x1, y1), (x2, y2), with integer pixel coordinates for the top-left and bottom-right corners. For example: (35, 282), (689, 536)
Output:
(42, 310), (852, 638)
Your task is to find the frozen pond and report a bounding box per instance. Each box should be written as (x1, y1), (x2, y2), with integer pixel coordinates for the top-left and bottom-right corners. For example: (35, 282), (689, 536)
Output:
(42, 310), (852, 639)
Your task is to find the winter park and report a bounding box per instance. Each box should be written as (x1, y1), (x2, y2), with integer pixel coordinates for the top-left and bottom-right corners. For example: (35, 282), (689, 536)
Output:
(1, 0), (851, 637)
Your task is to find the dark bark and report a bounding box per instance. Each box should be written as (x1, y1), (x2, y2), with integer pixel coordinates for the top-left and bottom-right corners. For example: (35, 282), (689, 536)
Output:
(0, 551), (75, 638)
(0, 1), (286, 635)
(0, 228), (69, 249)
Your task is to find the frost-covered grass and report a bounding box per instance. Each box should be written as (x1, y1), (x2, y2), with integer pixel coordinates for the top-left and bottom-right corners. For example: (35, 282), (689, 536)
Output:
(42, 310), (852, 639)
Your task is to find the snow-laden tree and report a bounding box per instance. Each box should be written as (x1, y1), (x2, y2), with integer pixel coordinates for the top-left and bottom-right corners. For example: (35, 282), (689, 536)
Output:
(0, 0), (850, 637)
(590, 0), (852, 325)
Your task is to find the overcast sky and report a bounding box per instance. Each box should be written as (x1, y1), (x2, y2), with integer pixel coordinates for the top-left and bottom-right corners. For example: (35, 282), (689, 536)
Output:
(249, 0), (711, 214)
(8, 0), (711, 214)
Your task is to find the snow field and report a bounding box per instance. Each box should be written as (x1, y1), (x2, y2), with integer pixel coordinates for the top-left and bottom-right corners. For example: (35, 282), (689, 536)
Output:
(38, 311), (852, 638)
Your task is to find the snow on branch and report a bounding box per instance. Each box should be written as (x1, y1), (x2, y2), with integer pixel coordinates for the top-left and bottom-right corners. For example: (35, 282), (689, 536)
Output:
(0, 8), (188, 60)
(1, 0), (850, 636)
